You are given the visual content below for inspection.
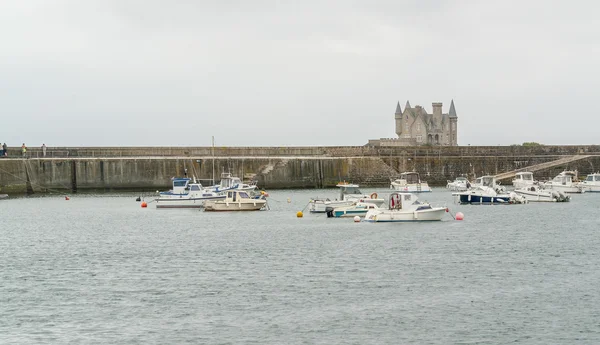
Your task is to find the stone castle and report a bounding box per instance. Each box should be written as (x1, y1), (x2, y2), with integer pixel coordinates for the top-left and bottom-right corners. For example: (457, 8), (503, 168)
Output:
(368, 100), (458, 146)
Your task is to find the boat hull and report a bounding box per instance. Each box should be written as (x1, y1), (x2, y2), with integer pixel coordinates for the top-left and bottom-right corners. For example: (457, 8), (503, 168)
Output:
(513, 189), (570, 202)
(455, 194), (512, 205)
(364, 208), (446, 222)
(155, 195), (226, 208)
(203, 200), (266, 211)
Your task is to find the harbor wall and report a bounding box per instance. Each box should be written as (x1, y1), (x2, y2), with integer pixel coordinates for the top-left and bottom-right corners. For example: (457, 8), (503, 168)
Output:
(1, 145), (599, 193)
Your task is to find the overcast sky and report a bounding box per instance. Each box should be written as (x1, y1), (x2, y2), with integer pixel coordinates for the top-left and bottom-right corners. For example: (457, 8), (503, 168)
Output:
(1, 1), (598, 147)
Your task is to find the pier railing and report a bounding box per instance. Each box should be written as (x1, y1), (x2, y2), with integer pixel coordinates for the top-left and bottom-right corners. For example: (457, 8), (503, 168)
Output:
(2, 145), (600, 159)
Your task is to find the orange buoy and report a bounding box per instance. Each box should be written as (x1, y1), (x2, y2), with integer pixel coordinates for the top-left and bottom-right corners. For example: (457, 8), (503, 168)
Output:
(455, 212), (464, 221)
(65, 196), (70, 200)
(141, 201), (148, 208)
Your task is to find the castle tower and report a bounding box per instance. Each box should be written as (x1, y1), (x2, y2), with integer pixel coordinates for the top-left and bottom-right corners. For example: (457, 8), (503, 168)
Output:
(432, 102), (443, 129)
(394, 101), (402, 137)
(448, 99), (458, 145)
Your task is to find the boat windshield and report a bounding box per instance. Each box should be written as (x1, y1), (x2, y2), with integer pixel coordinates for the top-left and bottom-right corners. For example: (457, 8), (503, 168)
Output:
(190, 185), (202, 191)
(343, 186), (361, 195)
(173, 180), (188, 187)
(521, 174), (533, 181)
(238, 192), (249, 199)
(587, 175), (594, 181)
(482, 177), (494, 187)
(596, 175), (600, 181)
(402, 173), (420, 184)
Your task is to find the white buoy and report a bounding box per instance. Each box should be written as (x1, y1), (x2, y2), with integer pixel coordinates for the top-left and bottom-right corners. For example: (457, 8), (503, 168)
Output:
(353, 216), (361, 222)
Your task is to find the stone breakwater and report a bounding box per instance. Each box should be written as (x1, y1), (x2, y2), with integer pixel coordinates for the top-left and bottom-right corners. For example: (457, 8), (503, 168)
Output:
(0, 146), (599, 193)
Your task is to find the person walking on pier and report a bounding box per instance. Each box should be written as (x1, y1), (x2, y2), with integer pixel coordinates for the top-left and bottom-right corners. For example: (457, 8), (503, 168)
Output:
(21, 143), (27, 158)
(2, 142), (7, 157)
(0, 143), (4, 157)
(42, 143), (47, 157)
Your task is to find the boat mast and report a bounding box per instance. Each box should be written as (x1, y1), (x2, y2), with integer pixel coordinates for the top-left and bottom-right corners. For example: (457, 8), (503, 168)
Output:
(212, 136), (215, 186)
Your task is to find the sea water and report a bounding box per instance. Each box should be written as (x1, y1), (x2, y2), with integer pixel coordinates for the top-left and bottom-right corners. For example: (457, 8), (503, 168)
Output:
(1, 188), (600, 344)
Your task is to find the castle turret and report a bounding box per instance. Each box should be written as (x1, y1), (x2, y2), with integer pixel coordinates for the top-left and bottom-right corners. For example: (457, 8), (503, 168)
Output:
(394, 101), (403, 137)
(448, 99), (458, 145)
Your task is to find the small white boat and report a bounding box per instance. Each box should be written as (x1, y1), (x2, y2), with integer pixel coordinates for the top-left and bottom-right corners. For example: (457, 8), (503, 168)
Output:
(0, 194), (7, 199)
(207, 172), (257, 192)
(453, 186), (528, 205)
(309, 182), (385, 213)
(513, 185), (570, 202)
(327, 202), (380, 218)
(512, 172), (538, 189)
(578, 172), (600, 192)
(471, 176), (505, 193)
(203, 190), (267, 211)
(446, 176), (469, 191)
(364, 192), (447, 222)
(544, 171), (585, 194)
(155, 178), (225, 209)
(390, 172), (432, 192)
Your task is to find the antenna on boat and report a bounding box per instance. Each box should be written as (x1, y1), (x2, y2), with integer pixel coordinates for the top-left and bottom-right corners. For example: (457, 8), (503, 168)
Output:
(212, 136), (215, 186)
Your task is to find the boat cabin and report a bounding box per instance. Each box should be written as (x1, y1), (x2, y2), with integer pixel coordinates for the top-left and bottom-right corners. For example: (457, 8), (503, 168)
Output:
(388, 192), (430, 210)
(225, 190), (252, 201)
(219, 173), (242, 190)
(397, 172), (422, 184)
(336, 183), (362, 199)
(514, 172), (534, 182)
(584, 173), (600, 182)
(473, 176), (497, 188)
(552, 173), (574, 185)
(170, 178), (192, 194)
(163, 177), (207, 196)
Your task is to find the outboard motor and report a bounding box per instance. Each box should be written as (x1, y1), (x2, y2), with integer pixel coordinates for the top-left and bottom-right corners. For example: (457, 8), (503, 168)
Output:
(325, 207), (335, 218)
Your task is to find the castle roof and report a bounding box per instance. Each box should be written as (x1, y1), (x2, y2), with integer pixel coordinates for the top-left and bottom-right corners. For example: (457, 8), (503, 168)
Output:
(449, 99), (457, 118)
(395, 101), (402, 114)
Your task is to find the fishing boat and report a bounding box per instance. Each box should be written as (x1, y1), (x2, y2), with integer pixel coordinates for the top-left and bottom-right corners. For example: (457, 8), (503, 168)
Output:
(203, 190), (267, 211)
(544, 171), (585, 194)
(363, 192), (447, 222)
(471, 175), (505, 193)
(155, 177), (225, 209)
(327, 202), (380, 218)
(513, 185), (570, 202)
(578, 172), (600, 192)
(390, 172), (432, 192)
(512, 172), (537, 189)
(453, 186), (527, 205)
(309, 182), (385, 213)
(446, 176), (470, 191)
(207, 172), (257, 192)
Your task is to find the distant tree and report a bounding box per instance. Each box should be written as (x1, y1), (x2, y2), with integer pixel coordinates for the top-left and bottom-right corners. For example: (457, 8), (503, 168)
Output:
(522, 142), (543, 146)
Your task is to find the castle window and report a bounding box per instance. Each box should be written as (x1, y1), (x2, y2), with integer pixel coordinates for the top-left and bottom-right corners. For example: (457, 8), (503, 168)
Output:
(416, 123), (421, 132)
(416, 135), (422, 142)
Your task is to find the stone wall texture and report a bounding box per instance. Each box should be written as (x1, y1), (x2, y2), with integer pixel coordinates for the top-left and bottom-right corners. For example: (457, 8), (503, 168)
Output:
(1, 145), (599, 193)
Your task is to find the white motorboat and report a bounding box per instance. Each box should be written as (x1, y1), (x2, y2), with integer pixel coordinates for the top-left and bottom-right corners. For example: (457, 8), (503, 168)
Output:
(544, 171), (585, 194)
(309, 182), (385, 213)
(327, 202), (380, 218)
(471, 175), (505, 193)
(155, 177), (225, 208)
(578, 172), (600, 192)
(446, 176), (469, 191)
(512, 172), (538, 189)
(203, 190), (267, 211)
(207, 172), (257, 192)
(453, 186), (528, 205)
(390, 172), (432, 192)
(364, 192), (447, 222)
(513, 185), (570, 202)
